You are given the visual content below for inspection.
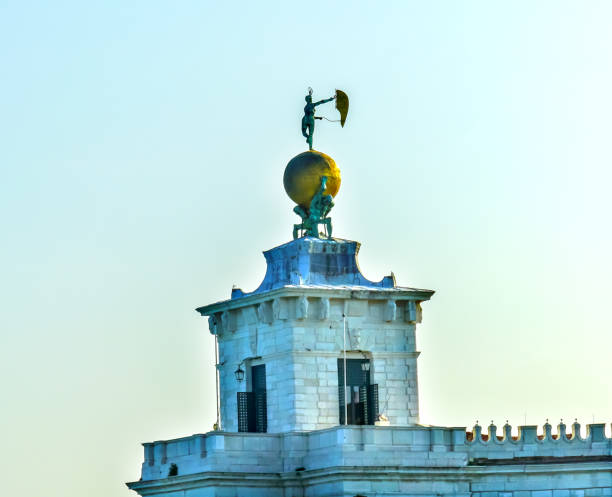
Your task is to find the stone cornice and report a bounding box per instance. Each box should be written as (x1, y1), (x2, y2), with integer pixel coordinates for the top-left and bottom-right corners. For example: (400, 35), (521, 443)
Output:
(196, 285), (434, 317)
(236, 349), (421, 363)
(127, 460), (612, 494)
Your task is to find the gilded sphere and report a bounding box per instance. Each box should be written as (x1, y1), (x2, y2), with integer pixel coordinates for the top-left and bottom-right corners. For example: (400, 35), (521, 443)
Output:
(283, 150), (341, 209)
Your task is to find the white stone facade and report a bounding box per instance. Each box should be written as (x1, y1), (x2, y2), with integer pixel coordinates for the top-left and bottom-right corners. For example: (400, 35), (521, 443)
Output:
(129, 423), (612, 496)
(209, 290), (425, 432)
(127, 237), (612, 497)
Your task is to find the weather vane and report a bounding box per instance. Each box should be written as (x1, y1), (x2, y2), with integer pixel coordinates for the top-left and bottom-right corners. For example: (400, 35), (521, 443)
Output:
(301, 87), (349, 150)
(283, 88), (348, 240)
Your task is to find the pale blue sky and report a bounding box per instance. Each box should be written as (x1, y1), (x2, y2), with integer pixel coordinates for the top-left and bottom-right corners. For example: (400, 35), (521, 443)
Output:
(1, 2), (611, 496)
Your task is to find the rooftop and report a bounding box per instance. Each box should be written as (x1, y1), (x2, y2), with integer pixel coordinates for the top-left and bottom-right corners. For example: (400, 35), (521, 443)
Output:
(196, 237), (434, 316)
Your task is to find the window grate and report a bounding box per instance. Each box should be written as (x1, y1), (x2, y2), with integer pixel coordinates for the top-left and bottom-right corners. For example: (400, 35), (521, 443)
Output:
(236, 365), (268, 433)
(254, 392), (267, 433)
(367, 384), (379, 424)
(338, 364), (346, 425)
(237, 392), (251, 432)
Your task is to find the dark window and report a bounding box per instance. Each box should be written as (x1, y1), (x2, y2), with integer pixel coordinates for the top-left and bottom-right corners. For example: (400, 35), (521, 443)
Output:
(237, 364), (267, 433)
(337, 358), (378, 425)
(252, 365), (267, 433)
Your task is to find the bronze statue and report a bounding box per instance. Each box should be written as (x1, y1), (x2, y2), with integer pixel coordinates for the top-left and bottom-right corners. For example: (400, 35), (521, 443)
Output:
(301, 88), (336, 150)
(287, 88), (349, 239)
(293, 176), (334, 239)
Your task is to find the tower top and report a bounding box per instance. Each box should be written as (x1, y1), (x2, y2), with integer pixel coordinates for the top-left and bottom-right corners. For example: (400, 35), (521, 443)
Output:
(196, 237), (434, 316)
(288, 88), (349, 240)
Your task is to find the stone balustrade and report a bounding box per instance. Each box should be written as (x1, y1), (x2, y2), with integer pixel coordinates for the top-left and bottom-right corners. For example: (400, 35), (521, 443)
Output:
(139, 423), (612, 482)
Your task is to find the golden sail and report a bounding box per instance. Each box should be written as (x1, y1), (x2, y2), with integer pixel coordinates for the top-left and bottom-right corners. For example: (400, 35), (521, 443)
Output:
(335, 89), (349, 127)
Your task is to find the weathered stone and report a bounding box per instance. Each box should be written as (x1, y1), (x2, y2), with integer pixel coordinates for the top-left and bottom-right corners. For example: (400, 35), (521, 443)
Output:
(296, 295), (308, 320)
(319, 297), (330, 320)
(384, 299), (397, 322)
(128, 237), (612, 497)
(129, 425), (612, 496)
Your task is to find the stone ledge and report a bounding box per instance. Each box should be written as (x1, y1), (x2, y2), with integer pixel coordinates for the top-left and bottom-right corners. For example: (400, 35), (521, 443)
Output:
(128, 463), (612, 497)
(136, 425), (612, 484)
(470, 455), (612, 466)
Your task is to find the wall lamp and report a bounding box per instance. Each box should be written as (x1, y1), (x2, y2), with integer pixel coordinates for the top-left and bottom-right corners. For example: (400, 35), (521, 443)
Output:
(234, 362), (245, 382)
(361, 361), (371, 372)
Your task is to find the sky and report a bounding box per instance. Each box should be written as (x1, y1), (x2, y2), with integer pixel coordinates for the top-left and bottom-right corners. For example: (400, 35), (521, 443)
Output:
(1, 1), (611, 496)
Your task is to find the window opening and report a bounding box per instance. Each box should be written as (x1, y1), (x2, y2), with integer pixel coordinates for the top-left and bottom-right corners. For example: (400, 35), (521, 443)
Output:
(337, 358), (378, 425)
(237, 364), (267, 433)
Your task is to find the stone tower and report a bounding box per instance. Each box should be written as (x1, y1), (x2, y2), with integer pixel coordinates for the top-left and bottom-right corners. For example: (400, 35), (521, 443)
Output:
(198, 236), (433, 434)
(127, 233), (612, 497)
(127, 98), (611, 497)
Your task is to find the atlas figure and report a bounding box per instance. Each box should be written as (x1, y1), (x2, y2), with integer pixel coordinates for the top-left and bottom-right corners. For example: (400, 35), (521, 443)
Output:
(301, 88), (335, 150)
(293, 176), (334, 239)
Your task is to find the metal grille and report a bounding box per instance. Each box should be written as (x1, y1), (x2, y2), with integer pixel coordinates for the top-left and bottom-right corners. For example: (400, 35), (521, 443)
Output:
(359, 385), (369, 424)
(237, 392), (250, 432)
(237, 366), (268, 433)
(367, 384), (379, 425)
(254, 392), (267, 433)
(338, 363), (345, 425)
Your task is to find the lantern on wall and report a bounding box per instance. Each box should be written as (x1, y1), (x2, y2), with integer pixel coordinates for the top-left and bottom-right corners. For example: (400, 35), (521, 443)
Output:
(234, 364), (245, 382)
